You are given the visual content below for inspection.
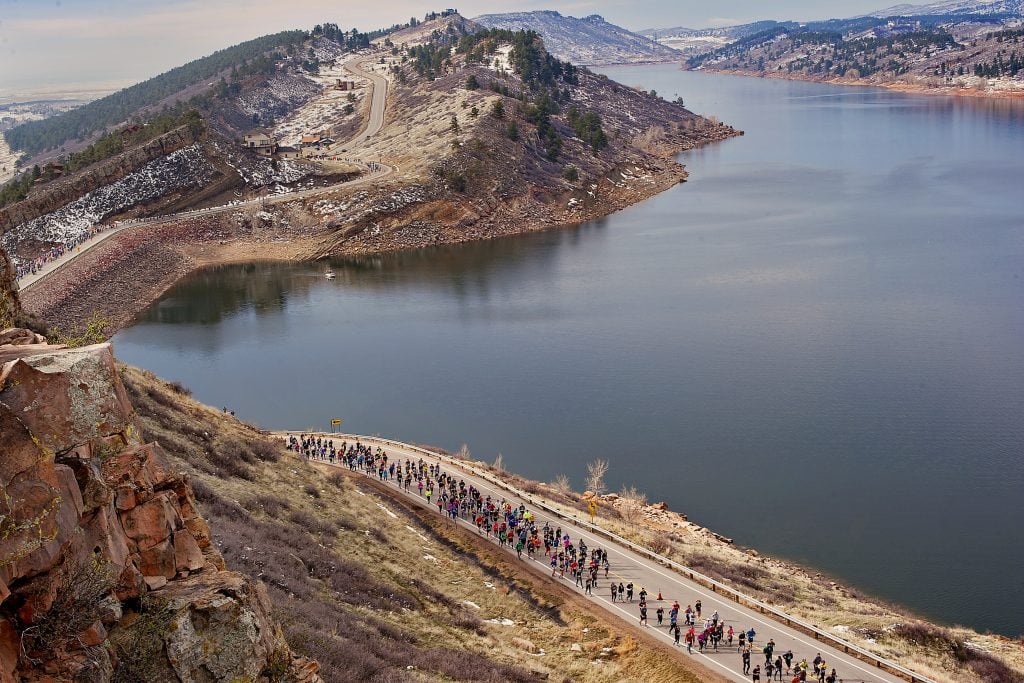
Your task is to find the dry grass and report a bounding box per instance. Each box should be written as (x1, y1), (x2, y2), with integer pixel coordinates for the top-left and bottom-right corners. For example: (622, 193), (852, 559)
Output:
(121, 364), (725, 683)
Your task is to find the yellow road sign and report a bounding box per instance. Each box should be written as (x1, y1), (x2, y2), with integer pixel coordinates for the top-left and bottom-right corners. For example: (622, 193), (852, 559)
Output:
(331, 419), (342, 425)
(588, 501), (597, 513)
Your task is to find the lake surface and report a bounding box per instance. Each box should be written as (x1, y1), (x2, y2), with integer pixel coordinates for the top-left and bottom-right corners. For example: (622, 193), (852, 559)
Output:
(114, 67), (1024, 636)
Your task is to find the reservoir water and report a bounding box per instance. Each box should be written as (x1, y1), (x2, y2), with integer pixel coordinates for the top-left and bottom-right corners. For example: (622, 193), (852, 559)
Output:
(114, 67), (1024, 636)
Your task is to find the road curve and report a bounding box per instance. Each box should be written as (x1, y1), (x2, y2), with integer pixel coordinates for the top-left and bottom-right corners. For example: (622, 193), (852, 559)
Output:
(18, 58), (393, 293)
(336, 55), (389, 152)
(281, 431), (928, 683)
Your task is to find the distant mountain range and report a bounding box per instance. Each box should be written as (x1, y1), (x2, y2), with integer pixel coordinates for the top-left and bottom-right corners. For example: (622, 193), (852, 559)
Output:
(868, 0), (1023, 16)
(472, 11), (680, 65)
(637, 21), (798, 55)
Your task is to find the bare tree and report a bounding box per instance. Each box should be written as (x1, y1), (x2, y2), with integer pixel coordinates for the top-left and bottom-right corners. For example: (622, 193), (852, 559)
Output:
(551, 473), (572, 495)
(456, 443), (471, 460)
(618, 484), (648, 528)
(585, 458), (609, 496)
(492, 452), (505, 472)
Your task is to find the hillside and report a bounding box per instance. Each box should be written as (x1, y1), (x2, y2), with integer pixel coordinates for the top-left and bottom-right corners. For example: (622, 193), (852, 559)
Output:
(639, 21), (798, 56)
(3, 30), (309, 159)
(0, 334), (322, 681)
(685, 18), (1024, 95)
(0, 262), (724, 683)
(116, 363), (727, 683)
(14, 18), (740, 336)
(472, 11), (681, 65)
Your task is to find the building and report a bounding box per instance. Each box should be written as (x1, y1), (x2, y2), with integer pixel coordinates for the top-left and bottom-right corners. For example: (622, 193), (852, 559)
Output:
(300, 134), (322, 147)
(335, 79), (356, 90)
(242, 130), (277, 157)
(277, 146), (301, 160)
(242, 131), (274, 149)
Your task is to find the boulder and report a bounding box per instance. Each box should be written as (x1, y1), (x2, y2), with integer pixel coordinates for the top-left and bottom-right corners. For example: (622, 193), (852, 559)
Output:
(120, 490), (180, 552)
(101, 442), (173, 502)
(0, 328), (46, 346)
(512, 637), (539, 653)
(149, 572), (290, 683)
(137, 537), (176, 579)
(0, 343), (136, 456)
(173, 530), (205, 573)
(0, 407), (78, 586)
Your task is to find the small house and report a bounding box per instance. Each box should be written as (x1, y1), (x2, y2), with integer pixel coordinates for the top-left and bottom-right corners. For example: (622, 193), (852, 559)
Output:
(277, 146), (300, 160)
(242, 131), (274, 149)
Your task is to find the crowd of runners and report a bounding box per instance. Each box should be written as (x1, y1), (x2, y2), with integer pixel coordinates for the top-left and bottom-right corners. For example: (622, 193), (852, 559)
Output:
(288, 434), (849, 683)
(13, 219), (136, 281)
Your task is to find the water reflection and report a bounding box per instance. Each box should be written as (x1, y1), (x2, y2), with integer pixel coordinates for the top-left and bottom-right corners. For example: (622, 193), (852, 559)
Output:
(117, 70), (1024, 636)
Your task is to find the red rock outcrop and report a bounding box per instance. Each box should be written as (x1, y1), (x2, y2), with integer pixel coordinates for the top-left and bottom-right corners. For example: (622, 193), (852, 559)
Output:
(0, 338), (320, 682)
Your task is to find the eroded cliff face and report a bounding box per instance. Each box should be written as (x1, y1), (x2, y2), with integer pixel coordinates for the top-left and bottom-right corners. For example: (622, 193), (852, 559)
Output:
(0, 339), (319, 682)
(0, 127), (196, 234)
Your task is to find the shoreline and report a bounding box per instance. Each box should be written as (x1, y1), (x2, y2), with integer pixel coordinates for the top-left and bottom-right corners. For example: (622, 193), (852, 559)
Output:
(22, 129), (739, 336)
(694, 67), (1024, 99)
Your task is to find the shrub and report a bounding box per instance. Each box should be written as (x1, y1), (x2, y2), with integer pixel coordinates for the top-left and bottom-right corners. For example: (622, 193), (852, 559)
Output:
(110, 597), (174, 683)
(303, 483), (321, 499)
(256, 494), (290, 517)
(250, 438), (282, 463)
(190, 477), (216, 502)
(562, 165), (578, 182)
(289, 510), (336, 540)
(21, 557), (116, 653)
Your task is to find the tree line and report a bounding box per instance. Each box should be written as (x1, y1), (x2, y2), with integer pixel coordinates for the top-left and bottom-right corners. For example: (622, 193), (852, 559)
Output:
(4, 30), (307, 156)
(0, 109), (205, 210)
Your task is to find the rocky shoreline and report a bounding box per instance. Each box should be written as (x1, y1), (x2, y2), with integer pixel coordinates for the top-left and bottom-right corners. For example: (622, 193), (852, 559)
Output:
(22, 127), (738, 336)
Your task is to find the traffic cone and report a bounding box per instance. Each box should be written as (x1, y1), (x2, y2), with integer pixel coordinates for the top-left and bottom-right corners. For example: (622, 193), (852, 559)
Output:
(658, 591), (663, 601)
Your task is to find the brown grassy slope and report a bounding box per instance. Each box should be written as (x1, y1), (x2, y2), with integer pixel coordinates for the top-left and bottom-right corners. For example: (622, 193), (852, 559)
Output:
(119, 364), (727, 683)
(310, 49), (738, 257)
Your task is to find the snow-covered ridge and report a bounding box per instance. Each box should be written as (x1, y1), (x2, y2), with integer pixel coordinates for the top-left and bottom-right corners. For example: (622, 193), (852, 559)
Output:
(2, 145), (213, 261)
(869, 0), (1023, 16)
(472, 11), (681, 65)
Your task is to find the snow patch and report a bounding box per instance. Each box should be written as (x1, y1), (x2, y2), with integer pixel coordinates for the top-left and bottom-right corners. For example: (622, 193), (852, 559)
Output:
(3, 144), (213, 261)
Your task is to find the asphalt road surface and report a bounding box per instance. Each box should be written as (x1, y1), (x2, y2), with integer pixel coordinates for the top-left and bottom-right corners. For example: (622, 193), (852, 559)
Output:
(284, 432), (925, 683)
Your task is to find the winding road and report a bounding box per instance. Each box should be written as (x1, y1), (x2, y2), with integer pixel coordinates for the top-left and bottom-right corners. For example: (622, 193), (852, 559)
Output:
(17, 53), (392, 293)
(283, 431), (932, 683)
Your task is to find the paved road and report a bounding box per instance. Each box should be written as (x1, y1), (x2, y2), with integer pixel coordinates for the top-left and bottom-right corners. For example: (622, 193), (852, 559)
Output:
(335, 55), (389, 152)
(18, 55), (393, 293)
(282, 432), (927, 683)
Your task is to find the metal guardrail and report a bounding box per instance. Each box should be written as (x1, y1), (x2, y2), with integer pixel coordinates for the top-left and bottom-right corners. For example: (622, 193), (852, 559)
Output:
(285, 430), (934, 683)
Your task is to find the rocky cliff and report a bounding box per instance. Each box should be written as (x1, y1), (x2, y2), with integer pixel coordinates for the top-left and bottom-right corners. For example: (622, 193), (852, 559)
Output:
(0, 127), (196, 235)
(0, 336), (319, 682)
(0, 251), (21, 330)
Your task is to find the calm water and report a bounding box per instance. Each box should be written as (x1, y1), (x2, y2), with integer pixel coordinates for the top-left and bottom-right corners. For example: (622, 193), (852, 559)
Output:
(114, 68), (1024, 635)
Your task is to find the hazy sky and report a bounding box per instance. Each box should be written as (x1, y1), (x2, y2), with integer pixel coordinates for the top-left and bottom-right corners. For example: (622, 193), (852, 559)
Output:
(0, 0), (890, 94)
